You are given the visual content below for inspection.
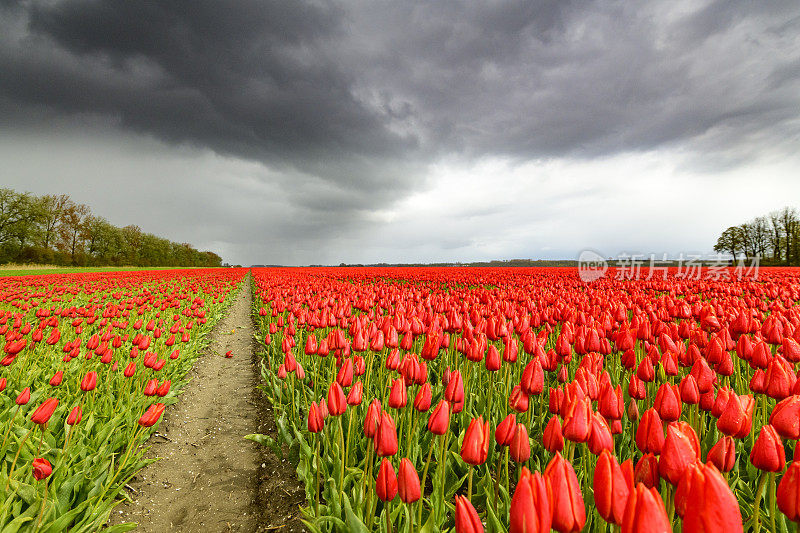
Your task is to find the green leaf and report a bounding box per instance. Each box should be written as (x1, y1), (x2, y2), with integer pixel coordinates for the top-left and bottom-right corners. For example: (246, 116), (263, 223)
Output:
(344, 494), (369, 533)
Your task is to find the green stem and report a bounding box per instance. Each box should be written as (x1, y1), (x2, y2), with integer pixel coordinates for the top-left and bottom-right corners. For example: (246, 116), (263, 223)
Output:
(754, 470), (768, 533)
(418, 443), (434, 528)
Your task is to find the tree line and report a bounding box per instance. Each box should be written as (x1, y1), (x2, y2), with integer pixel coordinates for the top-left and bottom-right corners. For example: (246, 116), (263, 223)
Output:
(0, 188), (222, 267)
(713, 206), (799, 265)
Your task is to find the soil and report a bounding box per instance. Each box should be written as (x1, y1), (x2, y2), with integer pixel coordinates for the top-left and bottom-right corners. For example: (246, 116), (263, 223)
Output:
(107, 273), (306, 532)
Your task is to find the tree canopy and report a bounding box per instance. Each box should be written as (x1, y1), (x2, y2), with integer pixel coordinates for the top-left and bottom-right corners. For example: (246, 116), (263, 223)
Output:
(0, 188), (222, 267)
(714, 207), (799, 265)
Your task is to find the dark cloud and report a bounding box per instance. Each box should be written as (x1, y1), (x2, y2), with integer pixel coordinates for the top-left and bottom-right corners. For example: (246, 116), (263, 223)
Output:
(2, 0), (797, 167)
(1, 0), (799, 264)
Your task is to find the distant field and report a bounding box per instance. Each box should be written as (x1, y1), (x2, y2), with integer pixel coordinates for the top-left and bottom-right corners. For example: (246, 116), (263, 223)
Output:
(0, 265), (185, 276)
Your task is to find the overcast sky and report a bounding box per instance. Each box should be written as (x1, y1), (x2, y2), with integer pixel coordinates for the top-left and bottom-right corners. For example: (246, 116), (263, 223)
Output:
(1, 0), (799, 265)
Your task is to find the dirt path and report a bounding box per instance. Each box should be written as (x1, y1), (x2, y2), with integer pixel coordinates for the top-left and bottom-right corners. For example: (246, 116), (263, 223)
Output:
(108, 273), (306, 532)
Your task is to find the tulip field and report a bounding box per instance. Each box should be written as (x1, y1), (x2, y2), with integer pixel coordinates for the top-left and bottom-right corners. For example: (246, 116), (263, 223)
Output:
(0, 268), (245, 531)
(251, 266), (800, 532)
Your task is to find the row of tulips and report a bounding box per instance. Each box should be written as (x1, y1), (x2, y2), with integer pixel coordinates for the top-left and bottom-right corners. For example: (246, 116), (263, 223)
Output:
(0, 268), (245, 531)
(248, 266), (800, 532)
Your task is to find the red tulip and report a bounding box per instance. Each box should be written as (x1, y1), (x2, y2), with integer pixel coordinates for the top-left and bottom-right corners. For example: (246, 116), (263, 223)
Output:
(621, 483), (671, 533)
(455, 494), (484, 533)
(138, 403), (165, 427)
(80, 371), (98, 392)
(707, 436), (736, 472)
(388, 378), (407, 409)
(544, 452), (586, 532)
(653, 383), (681, 422)
(364, 399), (381, 438)
(347, 380), (363, 406)
(495, 413), (517, 447)
(562, 396), (592, 443)
(327, 382), (346, 416)
(461, 416), (490, 466)
(777, 460), (800, 523)
(769, 395), (800, 440)
(510, 467), (552, 533)
(680, 462), (743, 532)
(397, 457), (421, 503)
(413, 382), (431, 411)
(510, 423), (531, 463)
(427, 399), (450, 435)
(598, 384), (624, 420)
(32, 458), (52, 481)
(49, 371), (63, 387)
(633, 453), (659, 489)
(375, 411), (398, 457)
(750, 424), (786, 472)
(635, 409), (665, 455)
(587, 412), (614, 455)
(67, 405), (83, 426)
(307, 401), (324, 433)
(336, 358), (354, 388)
(16, 387), (30, 405)
(445, 370), (465, 404)
(543, 415), (564, 453)
(520, 359), (545, 396)
(30, 398), (58, 425)
(658, 421), (700, 485)
(679, 375), (700, 405)
(376, 458), (397, 501)
(594, 449), (632, 526)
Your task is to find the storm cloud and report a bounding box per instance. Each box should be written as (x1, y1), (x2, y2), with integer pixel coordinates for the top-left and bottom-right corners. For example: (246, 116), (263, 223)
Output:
(1, 0), (799, 264)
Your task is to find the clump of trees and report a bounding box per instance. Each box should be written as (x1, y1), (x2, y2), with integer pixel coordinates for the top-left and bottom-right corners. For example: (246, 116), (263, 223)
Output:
(714, 207), (799, 265)
(0, 188), (222, 267)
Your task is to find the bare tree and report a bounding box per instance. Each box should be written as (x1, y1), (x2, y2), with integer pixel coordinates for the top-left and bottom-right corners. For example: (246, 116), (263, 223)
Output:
(751, 216), (770, 258)
(40, 194), (73, 249)
(57, 203), (90, 264)
(778, 207), (799, 265)
(768, 210), (783, 262)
